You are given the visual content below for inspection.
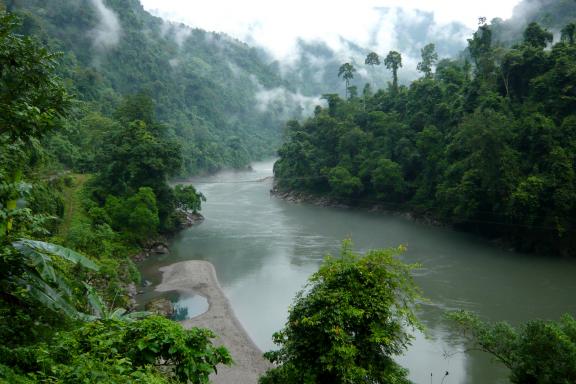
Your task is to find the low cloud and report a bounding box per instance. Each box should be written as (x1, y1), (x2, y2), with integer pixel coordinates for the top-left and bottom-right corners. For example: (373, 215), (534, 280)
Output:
(89, 0), (121, 51)
(255, 83), (324, 120)
(160, 20), (193, 47)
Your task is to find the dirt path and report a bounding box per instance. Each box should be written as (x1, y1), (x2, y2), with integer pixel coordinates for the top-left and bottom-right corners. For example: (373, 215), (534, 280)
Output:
(59, 174), (89, 237)
(156, 261), (271, 384)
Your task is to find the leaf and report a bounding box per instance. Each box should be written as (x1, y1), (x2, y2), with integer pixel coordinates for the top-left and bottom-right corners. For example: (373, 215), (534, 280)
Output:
(83, 282), (105, 318)
(12, 240), (57, 283)
(14, 239), (99, 271)
(124, 311), (151, 321)
(14, 274), (82, 320)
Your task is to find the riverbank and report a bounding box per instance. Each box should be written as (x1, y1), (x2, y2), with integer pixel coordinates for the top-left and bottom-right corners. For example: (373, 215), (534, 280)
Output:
(156, 261), (271, 384)
(271, 186), (443, 227)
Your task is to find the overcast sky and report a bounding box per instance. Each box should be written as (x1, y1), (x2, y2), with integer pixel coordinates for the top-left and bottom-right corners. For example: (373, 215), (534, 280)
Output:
(140, 0), (522, 59)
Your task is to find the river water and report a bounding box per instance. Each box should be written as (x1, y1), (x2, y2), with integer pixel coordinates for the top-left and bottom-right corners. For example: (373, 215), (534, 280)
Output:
(139, 159), (576, 384)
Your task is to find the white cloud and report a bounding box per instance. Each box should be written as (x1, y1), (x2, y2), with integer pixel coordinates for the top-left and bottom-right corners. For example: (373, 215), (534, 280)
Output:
(254, 81), (324, 119)
(89, 0), (121, 51)
(140, 0), (521, 61)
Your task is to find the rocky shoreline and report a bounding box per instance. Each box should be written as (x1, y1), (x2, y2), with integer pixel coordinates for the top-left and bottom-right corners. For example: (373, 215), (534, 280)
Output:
(271, 186), (443, 227)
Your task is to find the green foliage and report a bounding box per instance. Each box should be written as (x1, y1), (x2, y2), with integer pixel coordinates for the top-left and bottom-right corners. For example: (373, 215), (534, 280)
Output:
(0, 15), (231, 384)
(0, 12), (70, 143)
(104, 187), (160, 244)
(10, 0), (288, 175)
(2, 317), (232, 384)
(416, 43), (438, 78)
(275, 20), (576, 256)
(365, 51), (380, 66)
(7, 239), (98, 320)
(337, 63), (356, 98)
(384, 51), (402, 89)
(173, 184), (206, 214)
(260, 241), (421, 384)
(523, 22), (553, 49)
(448, 311), (576, 384)
(328, 166), (363, 197)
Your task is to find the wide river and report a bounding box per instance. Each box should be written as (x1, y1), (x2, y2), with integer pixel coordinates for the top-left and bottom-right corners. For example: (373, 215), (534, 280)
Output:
(139, 159), (576, 384)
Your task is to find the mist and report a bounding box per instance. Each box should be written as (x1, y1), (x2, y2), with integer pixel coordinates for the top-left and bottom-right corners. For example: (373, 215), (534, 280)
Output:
(89, 0), (122, 51)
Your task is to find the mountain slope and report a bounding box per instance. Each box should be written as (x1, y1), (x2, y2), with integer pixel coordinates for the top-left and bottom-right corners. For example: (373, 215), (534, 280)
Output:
(10, 0), (297, 174)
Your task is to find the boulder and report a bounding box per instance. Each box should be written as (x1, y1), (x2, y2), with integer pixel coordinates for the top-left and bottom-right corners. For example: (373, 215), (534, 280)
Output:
(145, 297), (174, 318)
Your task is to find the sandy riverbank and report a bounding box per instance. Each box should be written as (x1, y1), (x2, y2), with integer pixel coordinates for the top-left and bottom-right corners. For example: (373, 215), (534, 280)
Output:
(156, 261), (271, 384)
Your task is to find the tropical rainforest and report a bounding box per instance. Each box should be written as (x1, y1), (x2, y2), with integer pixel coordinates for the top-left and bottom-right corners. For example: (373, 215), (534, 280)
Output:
(1, 0), (576, 382)
(275, 14), (576, 257)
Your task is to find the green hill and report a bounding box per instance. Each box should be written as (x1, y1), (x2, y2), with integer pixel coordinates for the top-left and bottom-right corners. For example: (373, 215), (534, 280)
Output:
(9, 0), (295, 174)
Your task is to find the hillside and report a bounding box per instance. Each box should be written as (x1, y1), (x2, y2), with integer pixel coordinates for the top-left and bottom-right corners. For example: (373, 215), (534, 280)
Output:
(9, 0), (298, 174)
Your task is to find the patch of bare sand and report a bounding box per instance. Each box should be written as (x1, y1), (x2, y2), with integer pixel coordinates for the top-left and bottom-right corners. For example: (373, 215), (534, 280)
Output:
(156, 261), (271, 384)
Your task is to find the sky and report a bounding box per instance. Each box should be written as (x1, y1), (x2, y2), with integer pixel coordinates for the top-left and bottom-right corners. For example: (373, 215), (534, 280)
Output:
(140, 0), (523, 60)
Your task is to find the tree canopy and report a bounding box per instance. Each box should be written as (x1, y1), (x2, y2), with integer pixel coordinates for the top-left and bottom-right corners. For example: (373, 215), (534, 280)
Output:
(260, 241), (421, 384)
(274, 20), (576, 257)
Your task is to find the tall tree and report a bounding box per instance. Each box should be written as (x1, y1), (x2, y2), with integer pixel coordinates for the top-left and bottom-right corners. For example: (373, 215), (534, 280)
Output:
(468, 24), (494, 80)
(337, 62), (356, 99)
(416, 43), (438, 78)
(384, 50), (403, 90)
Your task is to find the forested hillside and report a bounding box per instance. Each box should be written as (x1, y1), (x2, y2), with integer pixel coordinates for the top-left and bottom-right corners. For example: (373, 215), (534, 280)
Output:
(8, 0), (295, 174)
(274, 10), (576, 256)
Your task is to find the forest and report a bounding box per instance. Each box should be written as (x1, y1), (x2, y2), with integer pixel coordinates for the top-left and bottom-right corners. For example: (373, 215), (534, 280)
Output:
(1, 0), (576, 383)
(5, 0), (294, 175)
(274, 18), (576, 257)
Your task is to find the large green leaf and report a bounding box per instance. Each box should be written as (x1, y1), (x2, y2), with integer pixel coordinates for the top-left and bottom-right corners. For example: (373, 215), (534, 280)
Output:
(12, 241), (57, 283)
(14, 274), (82, 320)
(13, 239), (99, 271)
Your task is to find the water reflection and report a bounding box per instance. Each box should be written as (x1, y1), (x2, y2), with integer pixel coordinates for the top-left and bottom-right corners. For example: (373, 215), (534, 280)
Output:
(172, 293), (209, 321)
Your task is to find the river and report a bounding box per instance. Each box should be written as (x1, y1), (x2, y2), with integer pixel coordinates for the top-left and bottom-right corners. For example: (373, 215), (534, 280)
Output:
(138, 159), (576, 384)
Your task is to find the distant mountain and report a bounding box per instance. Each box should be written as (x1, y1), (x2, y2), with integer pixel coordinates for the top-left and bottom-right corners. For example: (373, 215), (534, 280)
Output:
(263, 7), (472, 97)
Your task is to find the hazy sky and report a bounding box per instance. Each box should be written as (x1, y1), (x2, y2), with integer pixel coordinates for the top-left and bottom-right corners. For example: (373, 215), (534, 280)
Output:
(140, 0), (522, 59)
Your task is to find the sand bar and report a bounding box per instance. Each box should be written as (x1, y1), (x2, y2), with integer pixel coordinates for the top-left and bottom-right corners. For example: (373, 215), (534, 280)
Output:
(156, 261), (271, 384)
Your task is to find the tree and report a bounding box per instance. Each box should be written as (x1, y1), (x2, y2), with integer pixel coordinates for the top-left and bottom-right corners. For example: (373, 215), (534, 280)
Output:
(365, 51), (380, 66)
(416, 43), (438, 78)
(104, 187), (160, 244)
(173, 184), (206, 214)
(448, 311), (576, 384)
(0, 12), (70, 142)
(328, 166), (363, 198)
(523, 22), (553, 49)
(337, 62), (356, 99)
(260, 241), (422, 384)
(384, 50), (402, 90)
(468, 25), (494, 80)
(371, 158), (406, 201)
(0, 12), (70, 239)
(561, 22), (576, 45)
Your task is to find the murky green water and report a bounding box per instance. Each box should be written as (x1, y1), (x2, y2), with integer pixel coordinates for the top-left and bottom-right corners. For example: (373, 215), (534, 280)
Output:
(139, 160), (576, 384)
